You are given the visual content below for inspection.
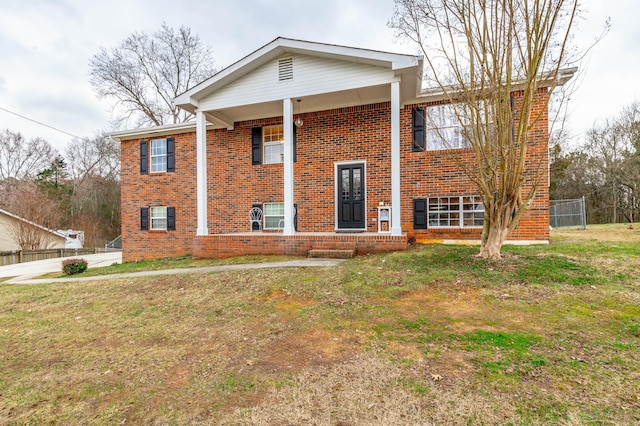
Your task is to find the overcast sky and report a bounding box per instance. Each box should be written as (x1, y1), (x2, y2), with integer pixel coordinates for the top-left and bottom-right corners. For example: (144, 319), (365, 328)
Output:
(0, 0), (636, 153)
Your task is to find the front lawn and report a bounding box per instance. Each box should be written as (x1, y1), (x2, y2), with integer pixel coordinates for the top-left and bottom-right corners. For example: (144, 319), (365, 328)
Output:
(0, 224), (638, 424)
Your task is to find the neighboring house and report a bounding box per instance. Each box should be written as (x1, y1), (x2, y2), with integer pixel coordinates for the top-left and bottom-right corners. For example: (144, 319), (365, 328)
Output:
(0, 208), (66, 251)
(111, 37), (576, 262)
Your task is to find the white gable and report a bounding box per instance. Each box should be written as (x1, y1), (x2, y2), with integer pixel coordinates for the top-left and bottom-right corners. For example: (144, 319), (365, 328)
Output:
(198, 53), (398, 111)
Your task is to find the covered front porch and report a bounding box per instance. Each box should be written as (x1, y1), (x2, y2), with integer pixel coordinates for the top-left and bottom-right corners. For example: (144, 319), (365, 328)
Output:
(171, 39), (423, 255)
(193, 232), (407, 259)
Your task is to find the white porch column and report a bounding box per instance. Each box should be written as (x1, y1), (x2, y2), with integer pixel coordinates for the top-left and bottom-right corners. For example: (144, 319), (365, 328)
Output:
(196, 110), (208, 236)
(390, 80), (402, 236)
(282, 99), (295, 235)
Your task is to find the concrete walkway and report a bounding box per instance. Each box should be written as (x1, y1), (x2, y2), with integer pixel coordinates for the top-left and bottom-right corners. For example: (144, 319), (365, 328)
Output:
(1, 255), (345, 285)
(0, 251), (122, 280)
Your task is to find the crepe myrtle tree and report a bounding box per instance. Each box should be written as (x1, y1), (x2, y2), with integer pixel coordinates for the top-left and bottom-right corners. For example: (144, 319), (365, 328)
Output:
(90, 22), (216, 128)
(390, 0), (580, 259)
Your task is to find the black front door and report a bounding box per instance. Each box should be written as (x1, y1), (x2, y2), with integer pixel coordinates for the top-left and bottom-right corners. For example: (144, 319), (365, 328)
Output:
(337, 163), (365, 229)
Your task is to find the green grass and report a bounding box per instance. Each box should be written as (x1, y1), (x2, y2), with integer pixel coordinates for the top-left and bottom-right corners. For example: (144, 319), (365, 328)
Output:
(0, 224), (638, 424)
(42, 253), (299, 278)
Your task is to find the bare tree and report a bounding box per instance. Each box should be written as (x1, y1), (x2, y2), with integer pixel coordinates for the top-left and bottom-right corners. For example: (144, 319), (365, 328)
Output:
(3, 181), (63, 250)
(391, 0), (579, 258)
(65, 134), (121, 246)
(578, 102), (640, 224)
(0, 130), (57, 194)
(66, 134), (120, 182)
(90, 23), (216, 128)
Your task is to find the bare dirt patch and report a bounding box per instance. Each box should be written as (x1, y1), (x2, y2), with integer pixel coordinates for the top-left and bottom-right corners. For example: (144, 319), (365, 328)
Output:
(257, 328), (363, 372)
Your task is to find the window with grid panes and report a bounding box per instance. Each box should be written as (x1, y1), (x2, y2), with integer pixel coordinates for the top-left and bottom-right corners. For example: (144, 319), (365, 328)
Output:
(428, 196), (484, 228)
(263, 125), (284, 164)
(150, 138), (168, 172)
(150, 206), (167, 230)
(426, 104), (472, 150)
(263, 202), (284, 229)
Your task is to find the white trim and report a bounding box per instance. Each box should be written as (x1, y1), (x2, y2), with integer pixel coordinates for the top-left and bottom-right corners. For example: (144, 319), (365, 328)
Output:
(205, 111), (234, 130)
(413, 67), (578, 104)
(390, 80), (402, 236)
(283, 98), (295, 235)
(108, 121), (214, 142)
(334, 160), (367, 232)
(196, 110), (208, 236)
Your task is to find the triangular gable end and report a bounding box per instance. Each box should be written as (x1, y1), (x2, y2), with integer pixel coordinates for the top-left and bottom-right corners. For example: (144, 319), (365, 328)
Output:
(196, 52), (401, 116)
(175, 37), (423, 120)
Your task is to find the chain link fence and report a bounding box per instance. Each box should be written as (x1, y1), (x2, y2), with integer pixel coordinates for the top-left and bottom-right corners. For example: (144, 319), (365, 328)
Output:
(105, 235), (122, 252)
(550, 197), (587, 229)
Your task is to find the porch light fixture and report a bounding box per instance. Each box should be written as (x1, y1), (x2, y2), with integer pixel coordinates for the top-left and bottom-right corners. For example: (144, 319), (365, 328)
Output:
(294, 99), (303, 127)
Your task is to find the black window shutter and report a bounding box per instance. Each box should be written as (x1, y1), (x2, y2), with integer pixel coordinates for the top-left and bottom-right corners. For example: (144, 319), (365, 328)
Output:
(140, 207), (149, 230)
(251, 127), (262, 165)
(167, 206), (176, 230)
(140, 141), (148, 174)
(293, 124), (297, 162)
(412, 107), (426, 152)
(414, 199), (427, 229)
(166, 138), (175, 172)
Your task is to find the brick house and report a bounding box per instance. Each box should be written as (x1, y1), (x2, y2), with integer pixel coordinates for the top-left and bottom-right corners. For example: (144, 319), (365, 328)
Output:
(111, 38), (575, 262)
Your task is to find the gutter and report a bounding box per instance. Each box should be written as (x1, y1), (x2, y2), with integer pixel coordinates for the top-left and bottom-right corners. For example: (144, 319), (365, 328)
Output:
(108, 121), (215, 142)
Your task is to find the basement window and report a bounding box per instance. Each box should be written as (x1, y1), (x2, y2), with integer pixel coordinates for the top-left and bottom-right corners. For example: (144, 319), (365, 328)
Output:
(263, 202), (284, 230)
(428, 196), (484, 228)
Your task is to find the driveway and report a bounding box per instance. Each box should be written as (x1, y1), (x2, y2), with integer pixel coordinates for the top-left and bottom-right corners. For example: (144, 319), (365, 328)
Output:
(0, 251), (122, 280)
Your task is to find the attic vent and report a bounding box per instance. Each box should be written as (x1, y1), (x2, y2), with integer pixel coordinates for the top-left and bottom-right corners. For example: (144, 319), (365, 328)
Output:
(278, 58), (293, 81)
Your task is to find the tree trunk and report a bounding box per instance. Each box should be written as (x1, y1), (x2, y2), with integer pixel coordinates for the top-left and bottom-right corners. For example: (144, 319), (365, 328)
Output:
(477, 203), (514, 260)
(478, 224), (510, 259)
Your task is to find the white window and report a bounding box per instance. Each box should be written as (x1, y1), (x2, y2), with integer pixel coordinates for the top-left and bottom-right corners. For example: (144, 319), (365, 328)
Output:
(150, 206), (167, 230)
(150, 138), (167, 172)
(263, 202), (284, 230)
(428, 196), (484, 228)
(426, 104), (472, 150)
(263, 125), (284, 164)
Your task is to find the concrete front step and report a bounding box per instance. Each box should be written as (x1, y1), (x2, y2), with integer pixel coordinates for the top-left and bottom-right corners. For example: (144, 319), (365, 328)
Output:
(308, 248), (356, 259)
(311, 241), (357, 251)
(308, 240), (357, 259)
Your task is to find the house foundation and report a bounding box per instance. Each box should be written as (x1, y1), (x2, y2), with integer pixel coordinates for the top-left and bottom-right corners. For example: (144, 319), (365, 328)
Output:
(192, 233), (407, 259)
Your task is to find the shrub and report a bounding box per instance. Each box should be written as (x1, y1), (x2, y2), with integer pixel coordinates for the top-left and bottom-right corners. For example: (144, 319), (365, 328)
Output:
(62, 258), (88, 275)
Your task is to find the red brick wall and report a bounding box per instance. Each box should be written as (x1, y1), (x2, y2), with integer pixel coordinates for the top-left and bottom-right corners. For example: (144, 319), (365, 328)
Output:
(207, 104), (392, 234)
(402, 89), (550, 241)
(193, 234), (407, 259)
(120, 91), (550, 261)
(120, 132), (197, 261)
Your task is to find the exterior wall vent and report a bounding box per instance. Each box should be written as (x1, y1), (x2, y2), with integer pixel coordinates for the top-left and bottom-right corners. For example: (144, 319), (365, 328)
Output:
(278, 58), (294, 81)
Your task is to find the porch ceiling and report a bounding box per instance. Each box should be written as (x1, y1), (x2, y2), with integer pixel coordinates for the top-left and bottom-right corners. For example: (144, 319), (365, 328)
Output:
(203, 83), (394, 129)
